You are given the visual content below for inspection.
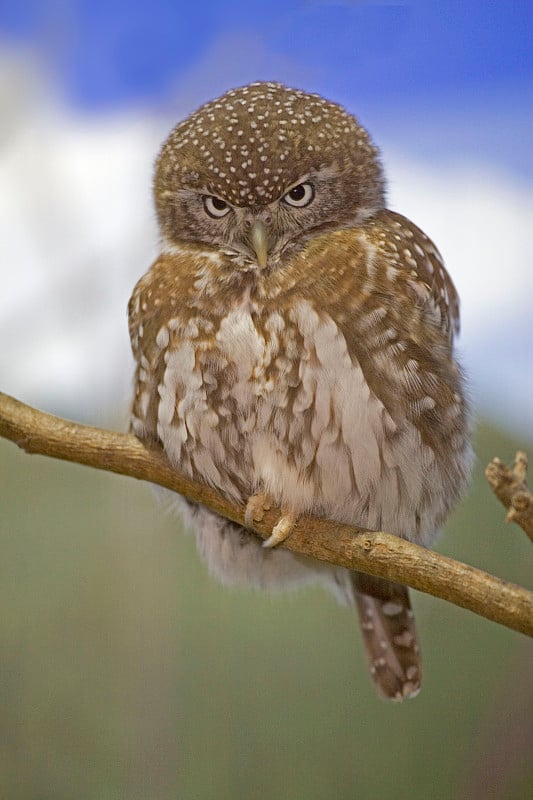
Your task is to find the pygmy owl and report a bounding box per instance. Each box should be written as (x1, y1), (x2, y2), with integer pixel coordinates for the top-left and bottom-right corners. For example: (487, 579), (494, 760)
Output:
(128, 82), (472, 701)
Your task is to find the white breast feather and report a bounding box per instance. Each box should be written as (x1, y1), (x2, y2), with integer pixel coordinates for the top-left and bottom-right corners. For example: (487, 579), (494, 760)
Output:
(156, 300), (449, 541)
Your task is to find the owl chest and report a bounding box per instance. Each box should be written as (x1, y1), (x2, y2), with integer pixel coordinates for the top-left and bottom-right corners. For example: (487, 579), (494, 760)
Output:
(157, 304), (337, 479)
(173, 308), (300, 440)
(155, 300), (457, 535)
(157, 302), (399, 508)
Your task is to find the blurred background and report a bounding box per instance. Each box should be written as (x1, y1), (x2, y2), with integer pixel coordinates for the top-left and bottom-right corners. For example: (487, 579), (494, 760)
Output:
(0, 2), (532, 798)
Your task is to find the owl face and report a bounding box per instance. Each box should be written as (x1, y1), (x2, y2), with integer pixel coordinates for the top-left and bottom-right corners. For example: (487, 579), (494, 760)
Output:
(154, 82), (385, 269)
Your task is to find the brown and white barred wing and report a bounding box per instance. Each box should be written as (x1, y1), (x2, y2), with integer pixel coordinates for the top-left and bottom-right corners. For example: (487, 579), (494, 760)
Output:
(370, 210), (461, 341)
(128, 260), (170, 444)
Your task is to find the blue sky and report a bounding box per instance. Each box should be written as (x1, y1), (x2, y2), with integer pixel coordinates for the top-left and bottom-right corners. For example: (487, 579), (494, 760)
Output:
(2, 1), (531, 110)
(2, 1), (531, 181)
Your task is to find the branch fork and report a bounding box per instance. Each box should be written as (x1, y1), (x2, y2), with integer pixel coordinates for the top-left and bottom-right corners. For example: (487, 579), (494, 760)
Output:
(486, 451), (533, 543)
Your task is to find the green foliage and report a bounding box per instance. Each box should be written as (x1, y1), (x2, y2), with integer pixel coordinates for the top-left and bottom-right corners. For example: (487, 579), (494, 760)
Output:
(0, 422), (531, 799)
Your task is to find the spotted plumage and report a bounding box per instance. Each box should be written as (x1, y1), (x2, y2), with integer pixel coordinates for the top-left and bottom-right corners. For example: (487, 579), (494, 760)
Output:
(155, 82), (383, 207)
(129, 82), (472, 701)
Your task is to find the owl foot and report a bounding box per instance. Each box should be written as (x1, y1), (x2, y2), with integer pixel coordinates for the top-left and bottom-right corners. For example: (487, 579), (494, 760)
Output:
(262, 511), (297, 549)
(244, 492), (272, 528)
(244, 495), (297, 549)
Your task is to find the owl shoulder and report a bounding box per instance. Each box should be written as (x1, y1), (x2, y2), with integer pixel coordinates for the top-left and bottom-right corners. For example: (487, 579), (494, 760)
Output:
(128, 253), (192, 360)
(364, 209), (461, 341)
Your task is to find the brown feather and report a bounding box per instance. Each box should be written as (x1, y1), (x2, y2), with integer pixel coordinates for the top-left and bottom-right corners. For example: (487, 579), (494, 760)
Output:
(351, 573), (421, 701)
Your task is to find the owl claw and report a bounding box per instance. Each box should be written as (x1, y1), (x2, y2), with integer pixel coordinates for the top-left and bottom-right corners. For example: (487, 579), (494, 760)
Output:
(262, 512), (297, 549)
(244, 492), (272, 528)
(245, 495), (297, 548)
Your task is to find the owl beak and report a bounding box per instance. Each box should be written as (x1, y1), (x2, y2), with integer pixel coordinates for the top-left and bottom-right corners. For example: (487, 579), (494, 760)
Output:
(248, 219), (269, 269)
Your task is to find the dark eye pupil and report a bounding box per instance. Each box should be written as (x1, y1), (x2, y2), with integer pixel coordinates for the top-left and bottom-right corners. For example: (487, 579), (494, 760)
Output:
(211, 197), (227, 210)
(289, 185), (306, 201)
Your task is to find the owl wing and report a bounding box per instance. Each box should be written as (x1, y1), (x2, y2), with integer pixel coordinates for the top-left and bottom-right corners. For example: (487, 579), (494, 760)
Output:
(367, 209), (461, 342)
(128, 259), (169, 444)
(341, 211), (463, 699)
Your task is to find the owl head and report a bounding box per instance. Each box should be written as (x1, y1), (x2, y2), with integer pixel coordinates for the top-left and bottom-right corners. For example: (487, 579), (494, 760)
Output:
(154, 81), (385, 269)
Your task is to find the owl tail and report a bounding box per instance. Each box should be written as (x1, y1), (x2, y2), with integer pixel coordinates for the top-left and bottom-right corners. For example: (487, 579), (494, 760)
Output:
(350, 572), (422, 701)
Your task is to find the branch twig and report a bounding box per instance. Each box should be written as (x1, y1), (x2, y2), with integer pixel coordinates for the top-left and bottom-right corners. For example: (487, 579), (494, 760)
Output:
(1, 391), (532, 637)
(486, 451), (533, 544)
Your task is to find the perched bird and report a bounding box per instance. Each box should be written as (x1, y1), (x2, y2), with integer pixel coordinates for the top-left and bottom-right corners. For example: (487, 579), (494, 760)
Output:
(128, 81), (472, 701)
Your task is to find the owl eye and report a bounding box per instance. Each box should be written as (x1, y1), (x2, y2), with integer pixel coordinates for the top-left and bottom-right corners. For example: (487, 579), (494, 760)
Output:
(203, 195), (231, 218)
(282, 182), (315, 208)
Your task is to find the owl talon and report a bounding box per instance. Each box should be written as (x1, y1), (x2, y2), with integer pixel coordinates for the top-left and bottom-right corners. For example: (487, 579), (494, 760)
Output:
(262, 513), (297, 549)
(244, 492), (272, 528)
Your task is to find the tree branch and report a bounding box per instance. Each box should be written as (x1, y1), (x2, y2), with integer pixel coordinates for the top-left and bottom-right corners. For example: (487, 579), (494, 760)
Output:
(486, 451), (533, 544)
(1, 391), (532, 638)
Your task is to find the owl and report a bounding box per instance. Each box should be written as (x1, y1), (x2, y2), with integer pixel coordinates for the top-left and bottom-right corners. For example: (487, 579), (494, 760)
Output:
(128, 82), (472, 701)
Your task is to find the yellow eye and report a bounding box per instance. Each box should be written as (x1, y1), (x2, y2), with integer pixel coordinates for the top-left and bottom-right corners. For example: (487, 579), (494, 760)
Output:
(283, 182), (315, 208)
(203, 195), (231, 218)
